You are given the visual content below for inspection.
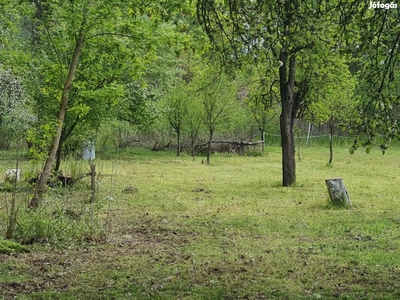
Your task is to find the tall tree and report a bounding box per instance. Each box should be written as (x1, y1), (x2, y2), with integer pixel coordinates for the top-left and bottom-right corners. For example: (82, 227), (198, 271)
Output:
(27, 0), (167, 208)
(304, 55), (357, 163)
(29, 0), (91, 209)
(341, 2), (400, 152)
(164, 83), (188, 156)
(185, 93), (203, 159)
(244, 67), (280, 141)
(197, 0), (338, 186)
(197, 64), (237, 164)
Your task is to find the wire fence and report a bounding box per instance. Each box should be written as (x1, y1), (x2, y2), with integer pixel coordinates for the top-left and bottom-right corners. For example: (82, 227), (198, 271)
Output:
(264, 133), (356, 147)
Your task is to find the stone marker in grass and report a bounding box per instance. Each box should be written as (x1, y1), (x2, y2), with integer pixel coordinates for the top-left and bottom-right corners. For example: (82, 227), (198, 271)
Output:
(325, 178), (352, 207)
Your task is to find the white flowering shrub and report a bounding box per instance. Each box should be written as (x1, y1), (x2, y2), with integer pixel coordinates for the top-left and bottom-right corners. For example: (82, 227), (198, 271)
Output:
(0, 67), (36, 148)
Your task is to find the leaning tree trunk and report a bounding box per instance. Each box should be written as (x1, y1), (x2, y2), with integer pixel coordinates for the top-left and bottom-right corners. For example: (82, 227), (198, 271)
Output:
(54, 136), (64, 172)
(279, 52), (297, 187)
(55, 116), (81, 172)
(28, 7), (89, 209)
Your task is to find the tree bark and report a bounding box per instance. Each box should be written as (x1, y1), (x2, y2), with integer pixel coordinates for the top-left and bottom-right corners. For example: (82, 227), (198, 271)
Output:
(262, 131), (265, 153)
(191, 138), (196, 160)
(329, 122), (334, 164)
(207, 129), (213, 164)
(189, 122), (200, 160)
(176, 129), (181, 157)
(279, 52), (296, 186)
(54, 136), (64, 172)
(29, 5), (90, 209)
(55, 116), (81, 171)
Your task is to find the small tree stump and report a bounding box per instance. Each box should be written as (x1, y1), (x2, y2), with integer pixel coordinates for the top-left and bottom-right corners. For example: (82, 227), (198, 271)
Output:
(325, 178), (352, 207)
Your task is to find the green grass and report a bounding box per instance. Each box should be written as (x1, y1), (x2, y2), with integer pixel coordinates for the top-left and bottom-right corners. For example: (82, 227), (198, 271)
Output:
(1, 145), (400, 299)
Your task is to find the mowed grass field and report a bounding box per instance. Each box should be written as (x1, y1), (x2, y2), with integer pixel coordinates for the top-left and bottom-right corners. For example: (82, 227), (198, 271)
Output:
(1, 145), (400, 299)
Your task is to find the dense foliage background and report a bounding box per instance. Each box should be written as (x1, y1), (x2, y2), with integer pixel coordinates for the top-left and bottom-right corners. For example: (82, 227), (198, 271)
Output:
(0, 0), (397, 164)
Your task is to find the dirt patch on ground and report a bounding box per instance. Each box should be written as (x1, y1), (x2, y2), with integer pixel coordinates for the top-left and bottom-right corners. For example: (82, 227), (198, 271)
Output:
(0, 223), (195, 299)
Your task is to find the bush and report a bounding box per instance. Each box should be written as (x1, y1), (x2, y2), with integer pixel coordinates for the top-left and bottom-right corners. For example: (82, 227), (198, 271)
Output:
(12, 206), (104, 246)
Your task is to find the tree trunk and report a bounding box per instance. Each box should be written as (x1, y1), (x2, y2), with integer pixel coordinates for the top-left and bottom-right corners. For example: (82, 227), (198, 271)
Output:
(190, 124), (200, 160)
(297, 130), (301, 161)
(279, 52), (296, 186)
(176, 129), (181, 157)
(207, 129), (213, 164)
(262, 131), (265, 153)
(280, 112), (296, 186)
(190, 131), (196, 160)
(191, 138), (196, 160)
(54, 136), (64, 172)
(55, 116), (81, 172)
(29, 6), (90, 209)
(329, 123), (334, 164)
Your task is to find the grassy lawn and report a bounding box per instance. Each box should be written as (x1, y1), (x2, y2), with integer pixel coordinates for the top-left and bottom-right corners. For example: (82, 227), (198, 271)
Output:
(1, 145), (400, 299)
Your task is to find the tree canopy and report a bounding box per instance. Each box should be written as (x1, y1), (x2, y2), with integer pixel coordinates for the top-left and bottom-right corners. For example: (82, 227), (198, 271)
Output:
(0, 0), (399, 193)
(197, 0), (346, 185)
